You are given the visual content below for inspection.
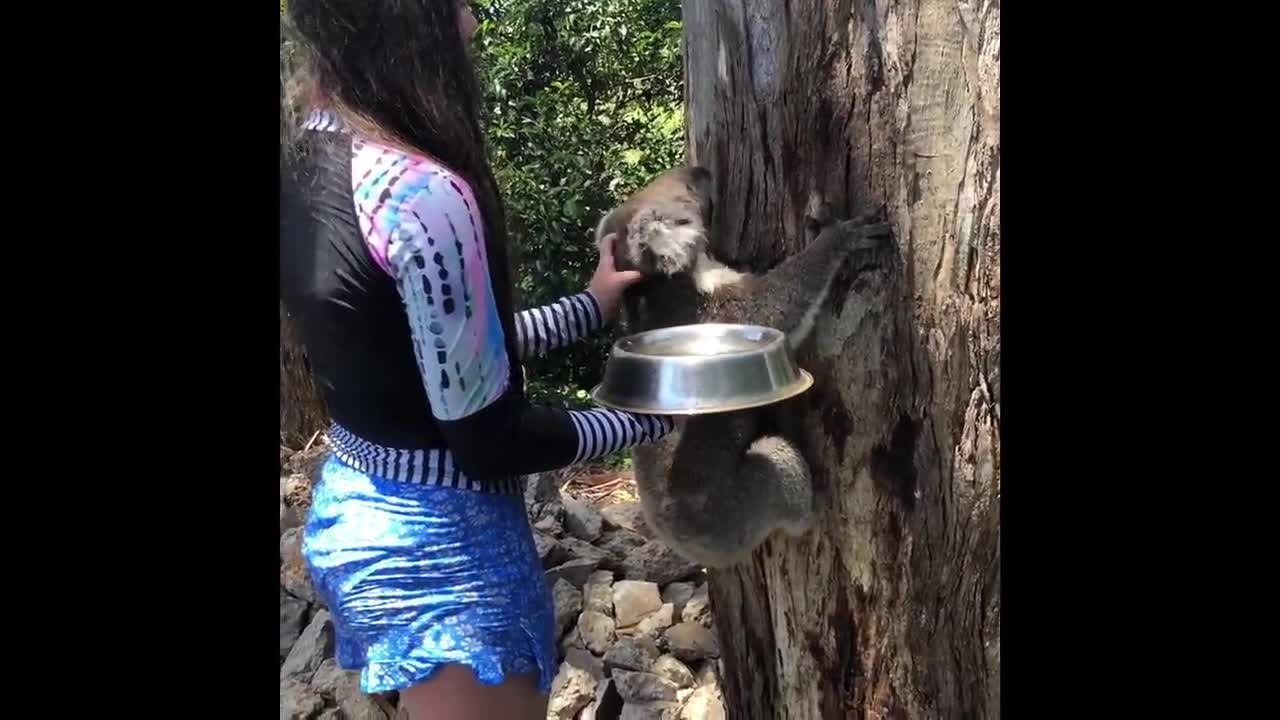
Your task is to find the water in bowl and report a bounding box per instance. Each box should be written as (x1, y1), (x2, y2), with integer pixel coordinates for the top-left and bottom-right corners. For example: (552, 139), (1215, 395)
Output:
(623, 326), (772, 357)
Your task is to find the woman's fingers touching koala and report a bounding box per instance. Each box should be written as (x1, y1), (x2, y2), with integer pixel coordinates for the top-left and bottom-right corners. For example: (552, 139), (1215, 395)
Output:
(589, 232), (644, 324)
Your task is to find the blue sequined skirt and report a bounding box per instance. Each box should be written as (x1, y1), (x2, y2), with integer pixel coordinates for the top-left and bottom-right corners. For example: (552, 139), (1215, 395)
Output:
(301, 455), (557, 695)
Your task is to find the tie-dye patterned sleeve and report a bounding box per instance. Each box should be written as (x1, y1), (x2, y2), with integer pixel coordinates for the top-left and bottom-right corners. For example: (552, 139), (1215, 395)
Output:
(363, 151), (672, 478)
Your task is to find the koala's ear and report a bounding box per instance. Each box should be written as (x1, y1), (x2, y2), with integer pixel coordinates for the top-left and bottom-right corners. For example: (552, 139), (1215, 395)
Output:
(610, 228), (636, 272)
(594, 208), (615, 244)
(687, 166), (713, 196)
(688, 166), (715, 229)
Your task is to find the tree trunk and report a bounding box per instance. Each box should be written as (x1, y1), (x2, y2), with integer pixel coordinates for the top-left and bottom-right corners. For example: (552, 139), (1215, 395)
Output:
(683, 1), (999, 718)
(280, 302), (329, 449)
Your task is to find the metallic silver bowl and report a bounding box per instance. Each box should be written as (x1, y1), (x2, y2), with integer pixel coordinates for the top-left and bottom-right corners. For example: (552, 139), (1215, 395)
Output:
(591, 323), (814, 415)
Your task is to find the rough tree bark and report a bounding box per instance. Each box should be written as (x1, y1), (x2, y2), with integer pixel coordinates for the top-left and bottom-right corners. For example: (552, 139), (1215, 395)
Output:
(280, 302), (329, 449)
(683, 1), (999, 718)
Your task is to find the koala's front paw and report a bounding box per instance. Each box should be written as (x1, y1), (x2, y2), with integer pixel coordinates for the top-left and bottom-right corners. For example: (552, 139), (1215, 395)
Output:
(842, 206), (894, 252)
(855, 203), (888, 226)
(805, 202), (835, 242)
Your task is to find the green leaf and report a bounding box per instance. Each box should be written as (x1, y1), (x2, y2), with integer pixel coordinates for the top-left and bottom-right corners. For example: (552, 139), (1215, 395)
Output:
(563, 198), (584, 220)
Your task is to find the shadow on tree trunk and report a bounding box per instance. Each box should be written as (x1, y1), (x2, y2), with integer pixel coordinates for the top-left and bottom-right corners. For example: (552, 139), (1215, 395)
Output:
(280, 301), (329, 449)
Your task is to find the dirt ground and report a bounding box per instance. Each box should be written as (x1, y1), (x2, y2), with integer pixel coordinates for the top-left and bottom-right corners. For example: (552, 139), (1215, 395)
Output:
(557, 464), (638, 507)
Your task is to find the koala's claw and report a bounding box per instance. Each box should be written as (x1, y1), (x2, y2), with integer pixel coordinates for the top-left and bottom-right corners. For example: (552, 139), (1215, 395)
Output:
(850, 222), (893, 251)
(847, 203), (888, 226)
(804, 202), (835, 242)
(807, 202), (834, 225)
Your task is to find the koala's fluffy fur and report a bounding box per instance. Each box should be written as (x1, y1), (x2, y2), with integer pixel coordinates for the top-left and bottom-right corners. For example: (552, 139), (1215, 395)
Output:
(595, 166), (891, 568)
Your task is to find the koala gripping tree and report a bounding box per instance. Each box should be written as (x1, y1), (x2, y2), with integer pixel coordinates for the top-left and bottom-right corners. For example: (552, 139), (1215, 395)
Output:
(683, 2), (999, 718)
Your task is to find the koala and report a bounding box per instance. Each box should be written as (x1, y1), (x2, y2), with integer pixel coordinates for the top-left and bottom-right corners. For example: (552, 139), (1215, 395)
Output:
(595, 166), (892, 568)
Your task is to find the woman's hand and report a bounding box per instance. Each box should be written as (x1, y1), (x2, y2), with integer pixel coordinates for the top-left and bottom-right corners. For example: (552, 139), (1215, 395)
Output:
(588, 233), (644, 324)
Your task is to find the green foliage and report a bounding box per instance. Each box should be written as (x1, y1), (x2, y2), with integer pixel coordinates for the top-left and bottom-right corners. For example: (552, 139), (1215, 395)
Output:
(472, 0), (685, 405)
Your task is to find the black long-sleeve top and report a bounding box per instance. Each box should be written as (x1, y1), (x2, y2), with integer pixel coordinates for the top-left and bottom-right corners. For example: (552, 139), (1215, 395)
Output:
(279, 111), (671, 493)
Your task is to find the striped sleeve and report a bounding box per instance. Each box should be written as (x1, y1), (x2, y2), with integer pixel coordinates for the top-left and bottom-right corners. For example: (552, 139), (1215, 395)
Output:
(514, 292), (605, 359)
(567, 408), (675, 464)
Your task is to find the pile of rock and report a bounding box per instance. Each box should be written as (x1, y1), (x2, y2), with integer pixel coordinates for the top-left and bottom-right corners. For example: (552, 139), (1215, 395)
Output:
(529, 474), (726, 720)
(280, 451), (726, 720)
(547, 576), (724, 720)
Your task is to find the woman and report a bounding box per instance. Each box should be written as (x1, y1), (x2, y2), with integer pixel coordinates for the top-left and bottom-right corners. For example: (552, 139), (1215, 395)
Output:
(279, 2), (673, 718)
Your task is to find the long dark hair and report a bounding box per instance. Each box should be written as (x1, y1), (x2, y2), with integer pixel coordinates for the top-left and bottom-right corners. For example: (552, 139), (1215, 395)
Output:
(281, 0), (524, 389)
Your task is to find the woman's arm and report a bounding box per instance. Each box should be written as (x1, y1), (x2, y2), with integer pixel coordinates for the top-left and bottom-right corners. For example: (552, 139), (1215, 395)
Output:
(382, 175), (671, 479)
(511, 230), (640, 360)
(512, 291), (604, 360)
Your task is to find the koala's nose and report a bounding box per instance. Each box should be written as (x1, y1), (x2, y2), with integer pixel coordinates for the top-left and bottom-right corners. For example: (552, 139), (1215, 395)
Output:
(641, 247), (658, 270)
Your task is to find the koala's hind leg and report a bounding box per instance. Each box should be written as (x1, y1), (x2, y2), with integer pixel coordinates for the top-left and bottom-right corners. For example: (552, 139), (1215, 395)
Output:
(741, 435), (815, 536)
(672, 433), (816, 568)
(638, 417), (816, 568)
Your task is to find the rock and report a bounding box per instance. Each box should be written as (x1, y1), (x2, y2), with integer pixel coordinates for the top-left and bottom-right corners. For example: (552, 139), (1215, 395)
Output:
(280, 676), (325, 720)
(533, 513), (564, 537)
(280, 501), (308, 532)
(310, 658), (344, 697)
(603, 637), (660, 674)
(679, 686), (726, 720)
(281, 472), (316, 514)
(599, 501), (651, 537)
(619, 542), (701, 587)
(682, 585), (713, 628)
(559, 624), (585, 657)
(559, 536), (610, 566)
(613, 581), (663, 628)
(617, 603), (673, 641)
(334, 671), (392, 720)
(564, 647), (606, 681)
(525, 473), (564, 531)
(651, 655), (695, 689)
(281, 610), (334, 679)
(576, 610), (617, 655)
(693, 660), (720, 689)
(584, 570), (615, 616)
(280, 589), (309, 662)
(613, 670), (679, 704)
(596, 528), (648, 567)
(546, 557), (601, 590)
(547, 657), (599, 720)
(525, 471), (560, 510)
(316, 709), (342, 720)
(619, 703), (680, 720)
(592, 678), (624, 720)
(281, 527), (318, 604)
(562, 492), (604, 542)
(534, 532), (565, 568)
(288, 443), (330, 476)
(660, 583), (696, 623)
(663, 623), (719, 663)
(552, 579), (584, 639)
